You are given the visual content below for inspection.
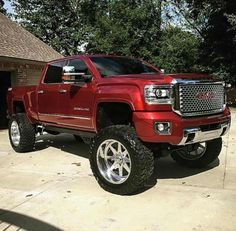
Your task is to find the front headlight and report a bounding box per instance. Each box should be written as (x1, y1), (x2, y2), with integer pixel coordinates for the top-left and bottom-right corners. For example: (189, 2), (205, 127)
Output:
(144, 85), (172, 104)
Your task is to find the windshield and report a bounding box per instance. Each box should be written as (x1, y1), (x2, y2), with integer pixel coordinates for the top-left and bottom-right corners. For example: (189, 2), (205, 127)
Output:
(90, 56), (159, 77)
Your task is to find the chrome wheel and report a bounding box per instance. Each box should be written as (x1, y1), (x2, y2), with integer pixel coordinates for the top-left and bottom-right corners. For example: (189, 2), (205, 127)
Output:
(96, 139), (132, 184)
(10, 121), (20, 147)
(177, 142), (207, 160)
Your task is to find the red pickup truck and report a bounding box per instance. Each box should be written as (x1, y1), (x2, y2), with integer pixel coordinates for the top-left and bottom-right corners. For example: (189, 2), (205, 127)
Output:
(7, 55), (231, 194)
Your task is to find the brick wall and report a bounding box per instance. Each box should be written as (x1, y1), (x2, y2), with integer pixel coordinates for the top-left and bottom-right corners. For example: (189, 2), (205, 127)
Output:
(0, 58), (45, 86)
(26, 68), (44, 85)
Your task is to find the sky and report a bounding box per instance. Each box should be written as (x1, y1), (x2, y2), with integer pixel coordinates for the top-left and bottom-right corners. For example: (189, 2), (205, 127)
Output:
(4, 0), (14, 14)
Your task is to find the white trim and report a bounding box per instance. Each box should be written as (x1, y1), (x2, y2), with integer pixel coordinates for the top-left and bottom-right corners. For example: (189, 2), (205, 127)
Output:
(38, 113), (91, 120)
(55, 122), (92, 129)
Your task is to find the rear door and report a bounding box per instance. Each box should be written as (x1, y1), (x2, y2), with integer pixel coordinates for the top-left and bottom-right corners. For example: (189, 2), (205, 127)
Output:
(57, 58), (96, 130)
(37, 61), (65, 124)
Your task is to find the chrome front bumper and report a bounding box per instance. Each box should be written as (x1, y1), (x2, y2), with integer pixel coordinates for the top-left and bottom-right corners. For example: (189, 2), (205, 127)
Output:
(178, 121), (230, 146)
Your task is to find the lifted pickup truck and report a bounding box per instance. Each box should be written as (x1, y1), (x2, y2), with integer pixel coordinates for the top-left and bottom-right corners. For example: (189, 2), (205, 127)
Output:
(7, 55), (231, 194)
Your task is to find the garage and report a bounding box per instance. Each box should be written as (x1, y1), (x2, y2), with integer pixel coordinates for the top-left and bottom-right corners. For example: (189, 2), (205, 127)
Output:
(0, 71), (11, 128)
(0, 12), (63, 127)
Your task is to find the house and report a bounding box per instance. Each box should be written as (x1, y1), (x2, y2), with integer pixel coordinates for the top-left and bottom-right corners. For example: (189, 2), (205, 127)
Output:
(0, 13), (63, 127)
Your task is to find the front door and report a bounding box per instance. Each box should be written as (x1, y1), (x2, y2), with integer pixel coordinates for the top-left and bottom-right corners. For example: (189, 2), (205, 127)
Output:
(37, 61), (65, 124)
(58, 58), (96, 131)
(0, 71), (11, 128)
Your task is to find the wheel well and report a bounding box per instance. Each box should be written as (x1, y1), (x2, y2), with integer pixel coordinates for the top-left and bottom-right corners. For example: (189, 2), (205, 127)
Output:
(96, 102), (133, 131)
(13, 101), (25, 114)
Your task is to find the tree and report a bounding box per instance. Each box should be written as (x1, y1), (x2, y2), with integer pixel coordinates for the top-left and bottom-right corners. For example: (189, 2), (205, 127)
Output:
(12, 0), (88, 55)
(0, 0), (6, 14)
(85, 0), (162, 62)
(154, 27), (200, 73)
(161, 0), (207, 38)
(11, 0), (200, 73)
(12, 0), (162, 60)
(177, 0), (236, 83)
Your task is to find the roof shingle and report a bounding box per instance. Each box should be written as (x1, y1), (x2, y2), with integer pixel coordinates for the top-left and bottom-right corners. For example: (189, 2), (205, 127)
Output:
(0, 13), (63, 62)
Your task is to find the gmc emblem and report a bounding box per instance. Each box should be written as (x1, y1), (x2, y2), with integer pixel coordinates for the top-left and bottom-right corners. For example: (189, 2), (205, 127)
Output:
(196, 91), (216, 100)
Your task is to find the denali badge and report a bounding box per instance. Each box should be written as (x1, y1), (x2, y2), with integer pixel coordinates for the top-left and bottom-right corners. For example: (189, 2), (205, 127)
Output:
(74, 107), (90, 111)
(196, 91), (216, 100)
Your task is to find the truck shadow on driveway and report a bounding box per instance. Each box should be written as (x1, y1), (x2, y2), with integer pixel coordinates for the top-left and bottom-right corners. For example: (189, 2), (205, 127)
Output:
(35, 134), (220, 193)
(0, 209), (62, 231)
(154, 156), (219, 179)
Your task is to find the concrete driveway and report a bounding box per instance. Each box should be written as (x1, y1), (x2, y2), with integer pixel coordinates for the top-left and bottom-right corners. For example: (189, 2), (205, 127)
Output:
(0, 112), (236, 231)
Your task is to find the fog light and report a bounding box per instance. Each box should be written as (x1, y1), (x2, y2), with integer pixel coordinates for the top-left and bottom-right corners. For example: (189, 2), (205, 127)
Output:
(157, 123), (165, 132)
(154, 122), (171, 135)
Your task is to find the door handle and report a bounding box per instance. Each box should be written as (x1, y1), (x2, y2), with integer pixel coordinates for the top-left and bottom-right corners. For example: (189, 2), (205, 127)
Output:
(59, 89), (67, 94)
(38, 90), (44, 94)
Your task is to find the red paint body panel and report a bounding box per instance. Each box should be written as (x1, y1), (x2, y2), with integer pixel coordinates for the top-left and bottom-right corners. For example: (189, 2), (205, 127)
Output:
(37, 84), (61, 124)
(133, 108), (231, 145)
(7, 85), (38, 123)
(57, 82), (95, 129)
(7, 55), (231, 145)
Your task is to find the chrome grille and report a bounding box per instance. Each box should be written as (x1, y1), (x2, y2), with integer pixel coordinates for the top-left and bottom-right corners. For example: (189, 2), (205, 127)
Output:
(178, 83), (224, 117)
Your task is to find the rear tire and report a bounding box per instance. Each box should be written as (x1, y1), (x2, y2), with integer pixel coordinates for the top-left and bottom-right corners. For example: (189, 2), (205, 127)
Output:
(89, 125), (154, 195)
(171, 138), (222, 168)
(8, 113), (35, 153)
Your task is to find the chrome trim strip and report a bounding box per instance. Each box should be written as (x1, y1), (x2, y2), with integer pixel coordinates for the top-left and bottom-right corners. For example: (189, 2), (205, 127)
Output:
(55, 122), (92, 129)
(171, 79), (224, 85)
(42, 121), (93, 130)
(38, 113), (91, 120)
(178, 121), (230, 146)
(176, 109), (224, 117)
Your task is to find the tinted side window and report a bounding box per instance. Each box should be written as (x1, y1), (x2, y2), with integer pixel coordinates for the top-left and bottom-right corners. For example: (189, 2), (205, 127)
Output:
(44, 61), (65, 83)
(67, 59), (90, 75)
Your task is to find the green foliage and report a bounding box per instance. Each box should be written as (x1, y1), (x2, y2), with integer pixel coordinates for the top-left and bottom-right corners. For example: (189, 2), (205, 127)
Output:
(181, 0), (236, 83)
(0, 0), (6, 14)
(12, 0), (87, 55)
(12, 0), (162, 60)
(227, 14), (236, 28)
(154, 27), (200, 73)
(85, 0), (161, 62)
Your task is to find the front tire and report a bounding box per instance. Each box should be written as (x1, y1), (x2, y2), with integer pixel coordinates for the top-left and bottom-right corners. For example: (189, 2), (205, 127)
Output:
(89, 125), (154, 195)
(9, 113), (35, 153)
(171, 138), (222, 168)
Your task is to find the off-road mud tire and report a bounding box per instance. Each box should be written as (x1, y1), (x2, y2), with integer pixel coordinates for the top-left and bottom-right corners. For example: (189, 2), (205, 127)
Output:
(9, 113), (35, 153)
(89, 125), (154, 195)
(171, 138), (222, 168)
